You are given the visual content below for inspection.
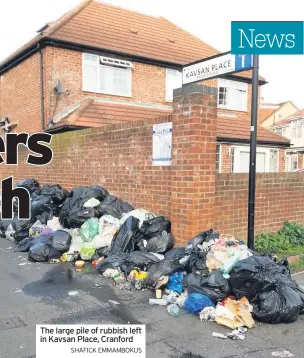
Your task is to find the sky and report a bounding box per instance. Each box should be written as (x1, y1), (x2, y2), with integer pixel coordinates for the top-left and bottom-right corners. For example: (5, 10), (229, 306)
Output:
(0, 0), (303, 108)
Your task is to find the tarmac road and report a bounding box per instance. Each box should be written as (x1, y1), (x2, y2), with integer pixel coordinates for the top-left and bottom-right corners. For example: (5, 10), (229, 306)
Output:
(0, 238), (304, 358)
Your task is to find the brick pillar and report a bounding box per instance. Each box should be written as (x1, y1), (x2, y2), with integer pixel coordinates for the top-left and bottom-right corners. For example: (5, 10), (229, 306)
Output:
(171, 85), (217, 246)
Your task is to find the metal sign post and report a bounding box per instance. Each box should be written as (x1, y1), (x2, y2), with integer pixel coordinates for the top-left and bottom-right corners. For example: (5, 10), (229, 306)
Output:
(182, 51), (259, 248)
(247, 54), (259, 250)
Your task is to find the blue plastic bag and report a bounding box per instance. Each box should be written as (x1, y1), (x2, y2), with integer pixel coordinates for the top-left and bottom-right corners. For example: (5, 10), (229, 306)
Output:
(184, 293), (214, 315)
(167, 272), (184, 294)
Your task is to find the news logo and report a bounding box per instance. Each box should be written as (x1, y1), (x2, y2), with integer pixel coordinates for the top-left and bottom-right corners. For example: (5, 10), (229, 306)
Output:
(231, 21), (304, 54)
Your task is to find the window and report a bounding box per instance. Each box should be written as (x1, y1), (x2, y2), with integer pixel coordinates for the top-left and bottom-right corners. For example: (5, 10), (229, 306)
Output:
(216, 145), (221, 173)
(230, 147), (235, 173)
(291, 120), (303, 139)
(269, 150), (278, 172)
(217, 79), (248, 111)
(82, 53), (132, 96)
(231, 146), (279, 173)
(166, 69), (182, 101)
(285, 153), (298, 172)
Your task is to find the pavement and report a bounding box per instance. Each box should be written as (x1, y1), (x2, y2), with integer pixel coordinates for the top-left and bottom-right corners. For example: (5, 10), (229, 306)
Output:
(0, 238), (304, 358)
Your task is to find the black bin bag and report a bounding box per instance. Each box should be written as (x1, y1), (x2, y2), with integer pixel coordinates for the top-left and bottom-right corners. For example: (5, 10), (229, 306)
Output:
(39, 184), (69, 206)
(11, 216), (35, 243)
(229, 255), (304, 323)
(185, 270), (231, 303)
(59, 186), (108, 228)
(16, 179), (40, 194)
(165, 248), (187, 261)
(124, 251), (161, 270)
(228, 255), (287, 300)
(97, 195), (134, 219)
(14, 234), (52, 253)
(51, 230), (72, 253)
(96, 253), (129, 274)
(108, 217), (140, 255)
(28, 242), (60, 262)
(145, 232), (174, 253)
(146, 260), (184, 288)
(140, 216), (171, 238)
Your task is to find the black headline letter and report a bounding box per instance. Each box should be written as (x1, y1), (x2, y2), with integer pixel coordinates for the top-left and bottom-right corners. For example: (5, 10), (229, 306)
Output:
(1, 177), (30, 220)
(27, 133), (53, 165)
(6, 133), (28, 165)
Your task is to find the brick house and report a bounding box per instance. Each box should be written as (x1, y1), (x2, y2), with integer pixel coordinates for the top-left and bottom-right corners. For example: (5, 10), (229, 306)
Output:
(268, 109), (304, 171)
(0, 0), (289, 173)
(259, 100), (298, 126)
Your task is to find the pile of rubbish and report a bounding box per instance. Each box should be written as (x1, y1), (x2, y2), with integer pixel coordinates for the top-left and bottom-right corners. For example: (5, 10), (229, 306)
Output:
(1, 178), (304, 333)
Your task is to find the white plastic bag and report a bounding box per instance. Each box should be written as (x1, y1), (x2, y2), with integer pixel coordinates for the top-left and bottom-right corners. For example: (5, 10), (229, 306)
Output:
(83, 198), (100, 208)
(119, 209), (156, 228)
(47, 217), (63, 231)
(5, 224), (15, 241)
(91, 215), (120, 249)
(68, 228), (83, 253)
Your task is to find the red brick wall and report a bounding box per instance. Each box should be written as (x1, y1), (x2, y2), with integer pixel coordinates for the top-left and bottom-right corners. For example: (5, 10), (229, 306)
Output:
(0, 89), (219, 245)
(0, 116), (173, 219)
(215, 173), (304, 240)
(0, 53), (41, 132)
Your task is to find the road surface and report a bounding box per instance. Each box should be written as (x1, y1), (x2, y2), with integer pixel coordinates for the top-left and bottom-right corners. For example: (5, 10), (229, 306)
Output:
(0, 238), (303, 358)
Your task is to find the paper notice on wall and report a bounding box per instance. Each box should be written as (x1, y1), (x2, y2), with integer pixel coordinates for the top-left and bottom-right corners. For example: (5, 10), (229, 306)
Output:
(152, 122), (172, 166)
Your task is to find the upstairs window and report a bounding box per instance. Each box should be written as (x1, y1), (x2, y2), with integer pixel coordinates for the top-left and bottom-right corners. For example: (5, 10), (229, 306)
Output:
(166, 69), (182, 102)
(218, 79), (248, 112)
(82, 53), (132, 97)
(292, 120), (303, 139)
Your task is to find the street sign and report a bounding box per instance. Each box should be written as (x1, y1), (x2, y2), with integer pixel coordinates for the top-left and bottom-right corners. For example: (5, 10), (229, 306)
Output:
(182, 52), (253, 85)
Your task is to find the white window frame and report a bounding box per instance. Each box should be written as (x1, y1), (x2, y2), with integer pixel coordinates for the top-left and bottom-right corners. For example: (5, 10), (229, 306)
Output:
(82, 53), (132, 97)
(166, 69), (182, 102)
(269, 149), (279, 173)
(216, 144), (222, 173)
(285, 152), (298, 172)
(232, 146), (277, 173)
(218, 79), (248, 112)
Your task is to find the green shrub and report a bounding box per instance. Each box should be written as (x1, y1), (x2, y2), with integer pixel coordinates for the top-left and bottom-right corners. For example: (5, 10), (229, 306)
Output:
(255, 232), (290, 253)
(280, 221), (304, 246)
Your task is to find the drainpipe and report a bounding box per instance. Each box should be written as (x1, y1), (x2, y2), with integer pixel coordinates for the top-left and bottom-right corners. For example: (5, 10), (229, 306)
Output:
(38, 43), (45, 130)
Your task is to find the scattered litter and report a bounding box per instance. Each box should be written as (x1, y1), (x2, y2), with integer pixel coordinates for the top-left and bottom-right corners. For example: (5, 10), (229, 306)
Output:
(167, 303), (180, 316)
(15, 290), (22, 293)
(68, 291), (78, 296)
(108, 300), (120, 305)
(18, 262), (28, 266)
(212, 332), (227, 339)
(215, 297), (255, 329)
(272, 351), (294, 358)
(226, 327), (247, 340)
(184, 293), (214, 315)
(200, 306), (216, 322)
(6, 247), (12, 250)
(149, 298), (167, 306)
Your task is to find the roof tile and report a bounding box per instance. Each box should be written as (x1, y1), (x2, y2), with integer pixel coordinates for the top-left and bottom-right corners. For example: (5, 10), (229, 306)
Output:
(49, 100), (289, 145)
(0, 0), (265, 82)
